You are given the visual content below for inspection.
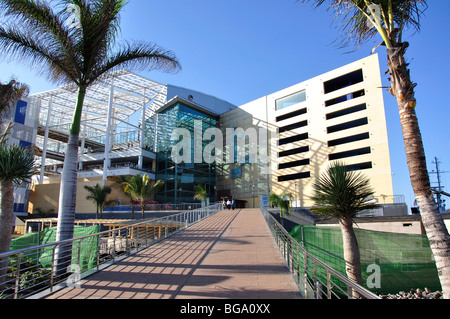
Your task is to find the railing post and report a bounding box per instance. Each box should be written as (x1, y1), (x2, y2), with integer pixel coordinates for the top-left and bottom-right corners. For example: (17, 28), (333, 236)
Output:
(96, 234), (101, 271)
(164, 217), (168, 238)
(112, 230), (116, 261)
(348, 286), (353, 299)
(303, 253), (308, 299)
(313, 262), (318, 298)
(125, 228), (130, 256)
(13, 253), (23, 299)
(327, 270), (332, 299)
(77, 238), (83, 271)
(50, 245), (57, 291)
(145, 222), (149, 246)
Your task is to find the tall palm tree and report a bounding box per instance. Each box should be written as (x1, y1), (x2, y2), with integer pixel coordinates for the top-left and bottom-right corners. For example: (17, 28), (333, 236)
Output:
(122, 174), (163, 219)
(194, 185), (208, 206)
(300, 0), (450, 299)
(0, 78), (30, 141)
(84, 183), (114, 219)
(310, 161), (378, 294)
(0, 0), (180, 270)
(0, 143), (35, 288)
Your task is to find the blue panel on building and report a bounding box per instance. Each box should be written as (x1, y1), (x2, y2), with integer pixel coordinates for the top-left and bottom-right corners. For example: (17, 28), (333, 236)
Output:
(19, 140), (32, 149)
(14, 100), (27, 125)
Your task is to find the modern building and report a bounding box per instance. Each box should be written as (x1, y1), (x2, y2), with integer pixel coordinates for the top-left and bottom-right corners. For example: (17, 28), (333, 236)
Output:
(218, 54), (395, 209)
(8, 54), (399, 215)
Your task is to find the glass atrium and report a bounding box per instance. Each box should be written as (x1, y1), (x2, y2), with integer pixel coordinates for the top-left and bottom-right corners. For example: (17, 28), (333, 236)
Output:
(148, 100), (218, 204)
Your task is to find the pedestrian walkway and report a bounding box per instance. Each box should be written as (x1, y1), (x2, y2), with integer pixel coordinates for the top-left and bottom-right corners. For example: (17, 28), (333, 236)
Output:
(45, 209), (302, 299)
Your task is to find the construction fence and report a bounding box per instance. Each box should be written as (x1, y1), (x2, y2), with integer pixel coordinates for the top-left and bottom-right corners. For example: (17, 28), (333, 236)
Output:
(289, 224), (442, 295)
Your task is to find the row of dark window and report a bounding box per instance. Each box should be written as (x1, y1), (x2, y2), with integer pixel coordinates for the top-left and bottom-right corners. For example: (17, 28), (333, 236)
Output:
(277, 161), (373, 182)
(277, 69), (372, 181)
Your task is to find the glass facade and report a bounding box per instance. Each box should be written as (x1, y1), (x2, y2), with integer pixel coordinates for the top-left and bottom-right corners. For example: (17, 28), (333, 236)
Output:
(147, 102), (218, 204)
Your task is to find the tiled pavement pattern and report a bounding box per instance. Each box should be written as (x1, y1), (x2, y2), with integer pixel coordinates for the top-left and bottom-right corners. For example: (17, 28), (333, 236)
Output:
(45, 209), (301, 299)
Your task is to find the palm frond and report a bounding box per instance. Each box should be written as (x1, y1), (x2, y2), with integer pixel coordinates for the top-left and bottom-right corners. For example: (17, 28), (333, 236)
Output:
(93, 41), (181, 84)
(0, 78), (30, 121)
(194, 185), (208, 202)
(0, 143), (35, 185)
(310, 161), (377, 220)
(299, 0), (428, 50)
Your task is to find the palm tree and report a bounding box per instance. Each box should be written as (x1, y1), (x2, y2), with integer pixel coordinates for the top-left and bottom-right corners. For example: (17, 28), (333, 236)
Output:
(0, 0), (180, 244)
(194, 185), (208, 206)
(300, 0), (450, 299)
(122, 174), (163, 219)
(268, 192), (293, 227)
(0, 143), (35, 288)
(84, 183), (114, 219)
(310, 161), (378, 294)
(0, 78), (30, 141)
(113, 175), (136, 218)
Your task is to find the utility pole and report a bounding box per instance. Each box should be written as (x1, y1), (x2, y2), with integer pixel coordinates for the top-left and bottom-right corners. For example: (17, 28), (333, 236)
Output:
(429, 157), (448, 213)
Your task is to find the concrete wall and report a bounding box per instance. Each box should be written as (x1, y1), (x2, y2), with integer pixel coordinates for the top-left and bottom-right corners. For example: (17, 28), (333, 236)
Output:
(29, 177), (132, 214)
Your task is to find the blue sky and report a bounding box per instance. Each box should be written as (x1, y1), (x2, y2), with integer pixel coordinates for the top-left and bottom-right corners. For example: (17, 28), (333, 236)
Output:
(1, 0), (449, 210)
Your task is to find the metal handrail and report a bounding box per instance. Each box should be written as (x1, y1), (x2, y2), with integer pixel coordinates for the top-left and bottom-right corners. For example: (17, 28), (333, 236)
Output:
(260, 205), (380, 299)
(0, 203), (222, 299)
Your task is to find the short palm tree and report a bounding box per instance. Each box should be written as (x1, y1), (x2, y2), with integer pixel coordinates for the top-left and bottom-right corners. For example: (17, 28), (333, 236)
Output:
(121, 174), (163, 219)
(300, 0), (450, 299)
(0, 143), (35, 288)
(113, 175), (136, 218)
(268, 192), (293, 227)
(310, 161), (378, 292)
(194, 185), (208, 206)
(0, 0), (180, 253)
(84, 183), (115, 219)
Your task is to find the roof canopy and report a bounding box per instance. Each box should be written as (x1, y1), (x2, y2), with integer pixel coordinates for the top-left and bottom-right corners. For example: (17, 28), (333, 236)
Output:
(31, 69), (168, 141)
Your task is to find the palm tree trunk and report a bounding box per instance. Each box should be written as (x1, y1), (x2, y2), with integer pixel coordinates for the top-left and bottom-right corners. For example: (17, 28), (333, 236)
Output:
(0, 180), (14, 289)
(388, 44), (450, 298)
(55, 133), (79, 274)
(339, 217), (363, 297)
(54, 86), (86, 275)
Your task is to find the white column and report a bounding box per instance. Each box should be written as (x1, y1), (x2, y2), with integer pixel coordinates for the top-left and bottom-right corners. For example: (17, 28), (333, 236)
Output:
(79, 106), (88, 170)
(103, 81), (114, 181)
(40, 96), (53, 184)
(138, 89), (146, 169)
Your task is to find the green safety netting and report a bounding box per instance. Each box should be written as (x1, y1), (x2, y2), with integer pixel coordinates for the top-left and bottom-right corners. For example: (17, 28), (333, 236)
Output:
(289, 225), (441, 295)
(10, 225), (99, 272)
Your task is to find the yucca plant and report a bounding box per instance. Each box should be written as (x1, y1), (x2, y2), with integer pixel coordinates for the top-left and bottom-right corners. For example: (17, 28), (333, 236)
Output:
(310, 161), (378, 294)
(0, 143), (35, 288)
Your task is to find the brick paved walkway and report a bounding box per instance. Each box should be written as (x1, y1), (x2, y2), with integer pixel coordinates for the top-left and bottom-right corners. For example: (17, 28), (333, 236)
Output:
(45, 209), (301, 299)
